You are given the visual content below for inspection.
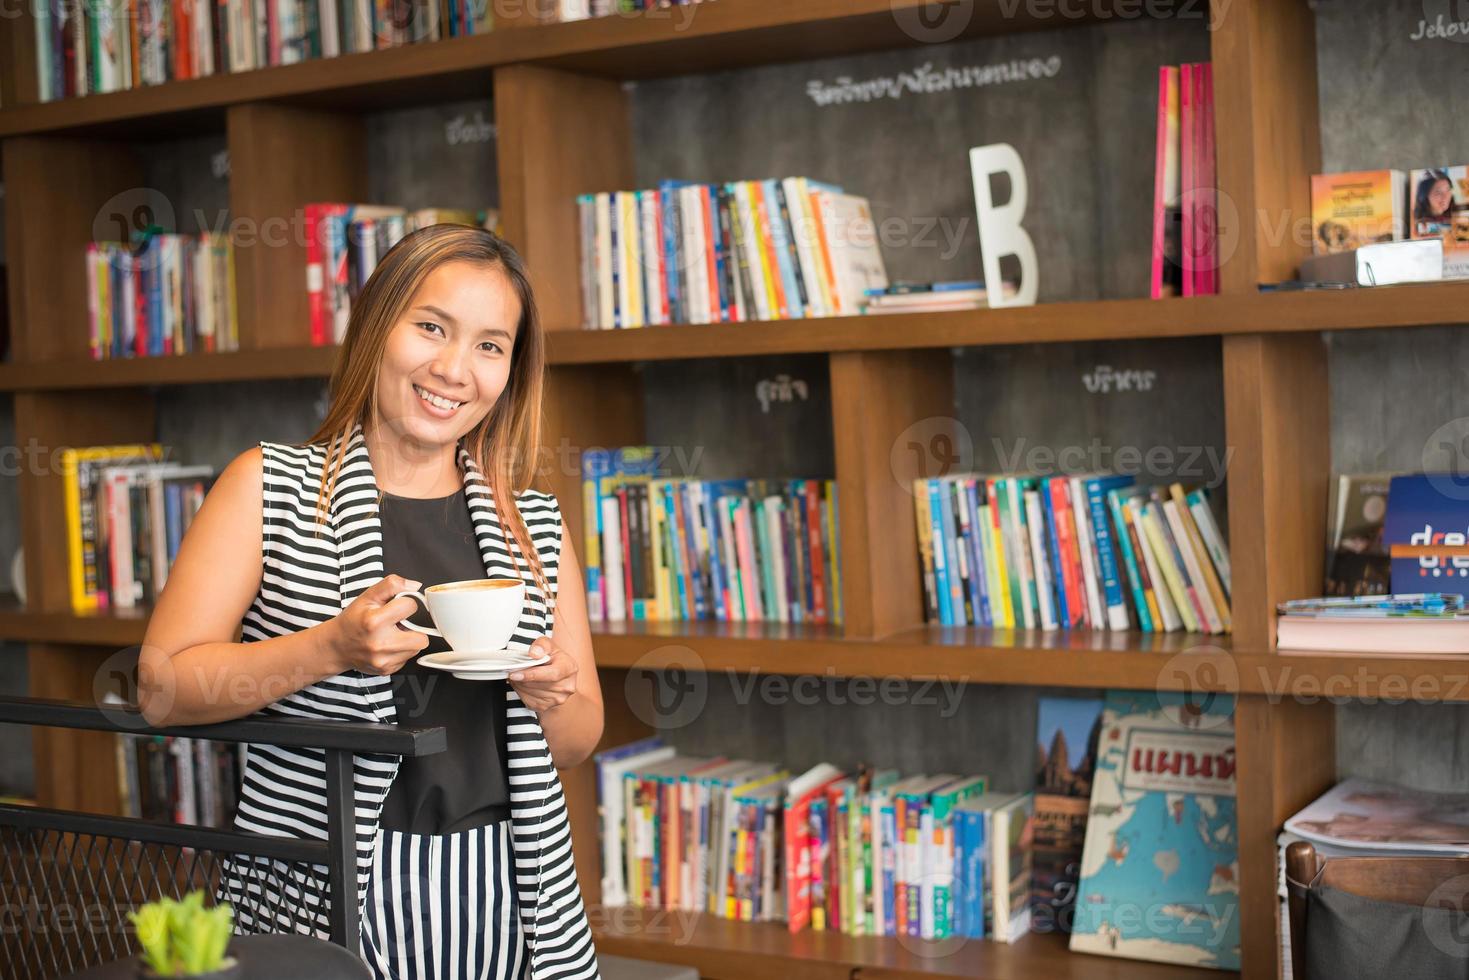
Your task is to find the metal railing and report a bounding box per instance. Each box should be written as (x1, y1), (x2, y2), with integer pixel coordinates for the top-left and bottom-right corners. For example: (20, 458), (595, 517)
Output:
(0, 695), (446, 979)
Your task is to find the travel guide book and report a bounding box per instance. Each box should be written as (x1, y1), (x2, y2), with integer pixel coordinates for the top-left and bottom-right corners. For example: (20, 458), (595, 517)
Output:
(1070, 690), (1239, 970)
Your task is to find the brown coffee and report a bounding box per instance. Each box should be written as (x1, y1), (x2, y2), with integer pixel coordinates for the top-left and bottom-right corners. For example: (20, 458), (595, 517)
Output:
(427, 578), (521, 594)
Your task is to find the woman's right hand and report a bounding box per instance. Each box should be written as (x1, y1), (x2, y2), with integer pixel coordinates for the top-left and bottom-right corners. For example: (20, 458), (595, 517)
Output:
(323, 574), (431, 676)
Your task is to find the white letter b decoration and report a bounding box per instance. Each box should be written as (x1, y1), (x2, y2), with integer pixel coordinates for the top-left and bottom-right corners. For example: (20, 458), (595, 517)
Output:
(969, 143), (1038, 308)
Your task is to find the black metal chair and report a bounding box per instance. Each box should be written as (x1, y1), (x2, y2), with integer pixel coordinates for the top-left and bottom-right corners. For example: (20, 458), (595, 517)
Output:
(0, 695), (446, 980)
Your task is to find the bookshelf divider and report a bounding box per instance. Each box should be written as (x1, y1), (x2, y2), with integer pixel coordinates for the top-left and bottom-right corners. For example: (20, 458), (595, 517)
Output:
(830, 348), (955, 639)
(1210, 0), (1322, 295)
(493, 65), (634, 334)
(227, 104), (368, 350)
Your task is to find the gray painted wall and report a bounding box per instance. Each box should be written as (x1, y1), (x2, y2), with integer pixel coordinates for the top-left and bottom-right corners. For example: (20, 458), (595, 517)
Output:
(630, 17), (1211, 302)
(1316, 0), (1469, 788)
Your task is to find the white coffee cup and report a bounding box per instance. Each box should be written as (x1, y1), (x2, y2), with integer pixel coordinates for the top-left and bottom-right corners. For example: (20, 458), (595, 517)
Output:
(392, 578), (525, 655)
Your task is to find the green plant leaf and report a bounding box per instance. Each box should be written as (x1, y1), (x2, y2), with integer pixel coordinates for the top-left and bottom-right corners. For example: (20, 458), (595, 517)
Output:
(127, 904), (173, 975)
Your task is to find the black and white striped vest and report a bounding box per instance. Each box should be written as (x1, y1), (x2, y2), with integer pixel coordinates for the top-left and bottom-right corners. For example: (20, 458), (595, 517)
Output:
(216, 420), (600, 980)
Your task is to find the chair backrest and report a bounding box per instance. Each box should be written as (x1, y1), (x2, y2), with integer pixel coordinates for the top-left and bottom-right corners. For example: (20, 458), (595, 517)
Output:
(1285, 840), (1469, 980)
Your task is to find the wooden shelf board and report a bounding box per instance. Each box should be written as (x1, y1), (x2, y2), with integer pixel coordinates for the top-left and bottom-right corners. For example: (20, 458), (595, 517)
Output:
(0, 0), (1124, 139)
(4, 284), (1468, 389)
(0, 595), (151, 647)
(0, 346), (339, 391)
(591, 907), (1230, 980)
(546, 283), (1469, 364)
(7, 598), (1467, 703)
(591, 620), (1235, 692)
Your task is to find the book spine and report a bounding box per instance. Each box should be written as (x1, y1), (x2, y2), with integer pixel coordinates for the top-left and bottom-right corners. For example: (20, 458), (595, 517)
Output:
(1068, 476), (1106, 628)
(1024, 489), (1058, 630)
(1086, 480), (1132, 630)
(1181, 62), (1195, 298)
(1108, 490), (1154, 632)
(1141, 501), (1199, 631)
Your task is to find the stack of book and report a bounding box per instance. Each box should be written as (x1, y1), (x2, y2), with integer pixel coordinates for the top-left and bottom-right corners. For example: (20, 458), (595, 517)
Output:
(859, 281), (1015, 315)
(582, 448), (840, 626)
(86, 233), (240, 359)
(1276, 593), (1469, 654)
(914, 475), (1232, 634)
(575, 178), (889, 329)
(304, 205), (500, 346)
(33, 0), (488, 102)
(595, 737), (1033, 942)
(1150, 62), (1218, 298)
(63, 444), (216, 613)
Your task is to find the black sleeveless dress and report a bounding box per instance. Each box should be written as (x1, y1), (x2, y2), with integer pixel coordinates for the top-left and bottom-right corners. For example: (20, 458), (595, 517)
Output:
(376, 486), (513, 835)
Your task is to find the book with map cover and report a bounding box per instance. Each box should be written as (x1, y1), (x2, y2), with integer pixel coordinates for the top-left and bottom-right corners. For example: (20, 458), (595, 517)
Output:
(1070, 690), (1239, 970)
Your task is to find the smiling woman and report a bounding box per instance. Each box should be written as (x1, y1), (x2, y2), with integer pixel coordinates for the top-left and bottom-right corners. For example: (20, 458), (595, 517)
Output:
(136, 225), (603, 980)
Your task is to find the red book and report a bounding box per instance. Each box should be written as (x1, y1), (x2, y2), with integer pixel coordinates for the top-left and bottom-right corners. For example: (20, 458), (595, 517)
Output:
(303, 204), (346, 346)
(701, 187), (722, 323)
(1180, 63), (1195, 298)
(618, 487), (634, 615)
(1200, 62), (1217, 295)
(1049, 478), (1087, 628)
(173, 0), (193, 79)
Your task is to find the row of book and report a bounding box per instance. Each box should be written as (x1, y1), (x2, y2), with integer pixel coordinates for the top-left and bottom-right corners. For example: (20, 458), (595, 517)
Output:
(915, 475), (1233, 634)
(86, 233), (241, 359)
(574, 179), (890, 330)
(304, 205), (501, 346)
(118, 733), (245, 827)
(582, 449), (842, 625)
(597, 741), (1033, 941)
(63, 444), (216, 613)
(1309, 166), (1469, 280)
(594, 690), (1240, 968)
(1150, 62), (1218, 298)
(34, 0), (489, 102)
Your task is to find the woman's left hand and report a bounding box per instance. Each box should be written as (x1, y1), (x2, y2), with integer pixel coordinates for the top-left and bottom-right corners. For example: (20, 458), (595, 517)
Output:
(508, 637), (579, 712)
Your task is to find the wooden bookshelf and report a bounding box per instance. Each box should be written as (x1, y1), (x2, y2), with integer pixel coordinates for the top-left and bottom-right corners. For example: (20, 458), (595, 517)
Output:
(0, 0), (1428, 977)
(0, 0), (1122, 139)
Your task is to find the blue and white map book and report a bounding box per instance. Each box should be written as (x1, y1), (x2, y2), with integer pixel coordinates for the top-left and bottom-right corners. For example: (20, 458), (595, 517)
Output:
(1069, 690), (1239, 970)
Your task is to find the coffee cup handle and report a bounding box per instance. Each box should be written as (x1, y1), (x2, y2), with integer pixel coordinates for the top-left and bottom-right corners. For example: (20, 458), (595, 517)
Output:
(391, 590), (443, 637)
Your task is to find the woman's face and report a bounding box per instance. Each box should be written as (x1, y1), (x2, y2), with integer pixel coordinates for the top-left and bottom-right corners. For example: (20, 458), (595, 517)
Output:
(375, 259), (522, 454)
(1429, 177), (1454, 217)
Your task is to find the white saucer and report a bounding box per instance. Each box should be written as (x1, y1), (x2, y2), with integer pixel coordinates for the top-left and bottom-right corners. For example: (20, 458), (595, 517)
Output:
(419, 650), (550, 681)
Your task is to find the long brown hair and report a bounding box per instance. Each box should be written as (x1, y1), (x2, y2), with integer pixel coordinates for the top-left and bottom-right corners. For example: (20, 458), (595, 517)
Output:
(305, 224), (548, 594)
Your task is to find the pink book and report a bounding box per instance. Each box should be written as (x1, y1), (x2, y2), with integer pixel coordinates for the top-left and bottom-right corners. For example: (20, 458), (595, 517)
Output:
(1277, 616), (1469, 654)
(1200, 62), (1217, 295)
(1150, 66), (1181, 299)
(1180, 63), (1195, 298)
(733, 500), (764, 620)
